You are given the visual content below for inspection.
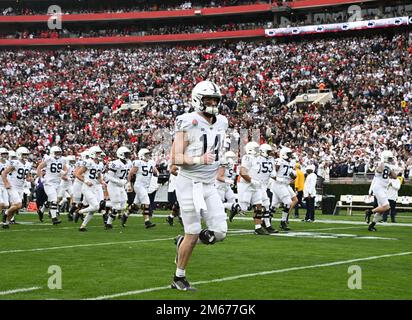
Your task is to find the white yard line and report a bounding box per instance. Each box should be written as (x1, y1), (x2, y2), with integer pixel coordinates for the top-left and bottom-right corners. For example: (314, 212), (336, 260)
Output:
(88, 251), (412, 300)
(0, 286), (41, 296)
(0, 237), (174, 254)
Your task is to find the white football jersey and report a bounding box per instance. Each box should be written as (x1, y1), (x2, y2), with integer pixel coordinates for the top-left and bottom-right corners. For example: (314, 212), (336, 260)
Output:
(74, 159), (86, 181)
(0, 160), (9, 186)
(274, 158), (296, 184)
(43, 155), (67, 185)
(224, 163), (237, 184)
(239, 154), (260, 184)
(108, 159), (132, 181)
(7, 159), (32, 189)
(133, 159), (156, 188)
(175, 112), (228, 184)
(372, 162), (392, 189)
(255, 156), (275, 187)
(83, 159), (101, 185)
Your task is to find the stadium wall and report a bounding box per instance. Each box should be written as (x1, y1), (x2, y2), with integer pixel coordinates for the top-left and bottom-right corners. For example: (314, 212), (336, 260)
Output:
(0, 29), (265, 46)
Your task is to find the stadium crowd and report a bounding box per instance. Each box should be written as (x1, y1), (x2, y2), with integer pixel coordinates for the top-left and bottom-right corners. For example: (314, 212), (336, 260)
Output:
(1, 31), (412, 178)
(0, 21), (269, 40)
(1, 0), (263, 16)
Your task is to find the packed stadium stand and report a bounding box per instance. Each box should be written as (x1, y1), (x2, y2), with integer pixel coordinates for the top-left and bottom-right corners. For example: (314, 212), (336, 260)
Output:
(0, 0), (412, 179)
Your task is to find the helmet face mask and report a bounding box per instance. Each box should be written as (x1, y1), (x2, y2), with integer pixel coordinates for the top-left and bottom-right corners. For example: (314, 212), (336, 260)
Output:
(0, 148), (8, 160)
(138, 149), (151, 161)
(50, 146), (62, 159)
(117, 147), (131, 160)
(16, 147), (30, 160)
(192, 81), (222, 115)
(259, 144), (273, 158)
(280, 147), (293, 161)
(245, 142), (259, 156)
(224, 151), (236, 165)
(381, 150), (394, 164)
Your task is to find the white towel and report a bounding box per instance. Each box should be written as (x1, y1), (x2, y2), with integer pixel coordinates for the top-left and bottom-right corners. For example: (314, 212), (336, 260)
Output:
(192, 181), (207, 214)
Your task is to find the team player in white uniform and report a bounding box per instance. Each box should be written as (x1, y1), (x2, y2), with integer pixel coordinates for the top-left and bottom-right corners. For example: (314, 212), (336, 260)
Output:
(0, 148), (9, 224)
(270, 146), (298, 231)
(75, 148), (106, 231)
(58, 155), (76, 220)
(216, 151), (241, 222)
(255, 144), (278, 233)
(127, 148), (158, 229)
(70, 150), (89, 222)
(171, 80), (228, 291)
(37, 146), (67, 225)
(238, 141), (269, 235)
(89, 146), (106, 212)
(166, 162), (182, 226)
(1, 147), (32, 229)
(105, 146), (132, 229)
(365, 150), (398, 231)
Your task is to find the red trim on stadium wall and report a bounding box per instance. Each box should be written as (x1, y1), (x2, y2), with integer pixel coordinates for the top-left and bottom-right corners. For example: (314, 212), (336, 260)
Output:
(0, 4), (271, 23)
(287, 0), (376, 9)
(0, 1), (377, 23)
(0, 29), (265, 46)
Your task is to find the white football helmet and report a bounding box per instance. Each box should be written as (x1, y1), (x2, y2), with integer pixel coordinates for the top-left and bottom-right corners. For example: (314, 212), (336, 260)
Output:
(259, 144), (273, 158)
(89, 146), (103, 160)
(8, 150), (16, 160)
(138, 148), (151, 161)
(0, 147), (8, 160)
(80, 150), (89, 161)
(117, 146), (131, 160)
(381, 150), (394, 164)
(245, 141), (260, 156)
(66, 155), (76, 164)
(50, 146), (62, 159)
(191, 80), (222, 115)
(223, 151), (237, 165)
(16, 147), (30, 160)
(280, 147), (293, 160)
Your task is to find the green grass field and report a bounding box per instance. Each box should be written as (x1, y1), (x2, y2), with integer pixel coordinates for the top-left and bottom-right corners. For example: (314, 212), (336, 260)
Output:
(1, 209), (412, 300)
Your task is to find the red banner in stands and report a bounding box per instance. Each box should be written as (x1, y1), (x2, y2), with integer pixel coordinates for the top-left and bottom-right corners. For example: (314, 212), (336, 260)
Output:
(0, 4), (271, 23)
(0, 29), (265, 46)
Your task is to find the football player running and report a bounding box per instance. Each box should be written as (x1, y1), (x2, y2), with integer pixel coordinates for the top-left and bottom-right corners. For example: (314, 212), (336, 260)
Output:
(166, 162), (182, 226)
(105, 146), (132, 229)
(270, 146), (298, 231)
(1, 147), (32, 229)
(216, 151), (241, 222)
(37, 146), (67, 225)
(0, 148), (9, 224)
(171, 80), (228, 291)
(126, 148), (158, 229)
(365, 150), (398, 231)
(238, 141), (269, 235)
(75, 148), (106, 231)
(70, 150), (89, 222)
(256, 144), (278, 233)
(58, 155), (76, 220)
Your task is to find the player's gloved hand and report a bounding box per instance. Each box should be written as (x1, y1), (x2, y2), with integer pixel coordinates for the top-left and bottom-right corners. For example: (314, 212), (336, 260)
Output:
(250, 179), (261, 188)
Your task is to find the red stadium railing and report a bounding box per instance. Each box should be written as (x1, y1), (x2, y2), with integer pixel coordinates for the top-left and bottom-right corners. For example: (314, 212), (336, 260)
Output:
(0, 1), (379, 24)
(0, 4), (272, 24)
(287, 0), (378, 9)
(0, 29), (265, 46)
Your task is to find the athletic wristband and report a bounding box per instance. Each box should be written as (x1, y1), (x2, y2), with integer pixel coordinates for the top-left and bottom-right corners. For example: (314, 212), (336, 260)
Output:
(193, 157), (201, 165)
